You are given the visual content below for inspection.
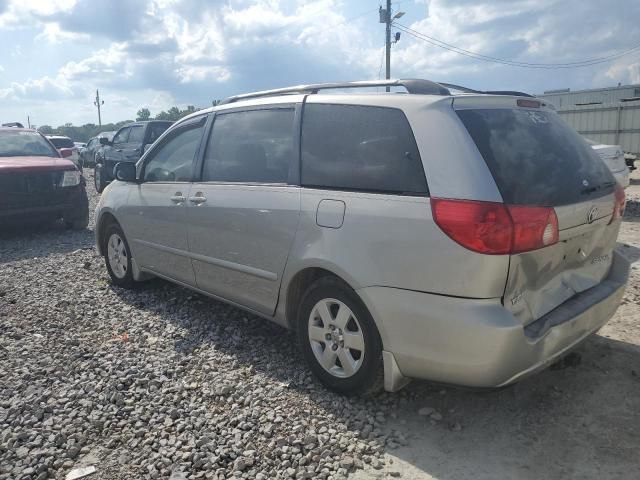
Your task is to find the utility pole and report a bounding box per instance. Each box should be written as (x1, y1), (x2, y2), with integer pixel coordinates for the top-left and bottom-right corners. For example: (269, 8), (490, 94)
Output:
(380, 0), (392, 92)
(380, 1), (403, 92)
(27, 116), (31, 129)
(386, 0), (392, 90)
(94, 90), (104, 127)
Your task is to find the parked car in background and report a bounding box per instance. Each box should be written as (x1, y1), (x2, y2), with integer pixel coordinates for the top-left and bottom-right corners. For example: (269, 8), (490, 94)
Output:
(46, 135), (81, 170)
(0, 127), (88, 229)
(74, 142), (86, 149)
(584, 138), (630, 188)
(95, 79), (629, 395)
(94, 121), (172, 193)
(80, 131), (114, 168)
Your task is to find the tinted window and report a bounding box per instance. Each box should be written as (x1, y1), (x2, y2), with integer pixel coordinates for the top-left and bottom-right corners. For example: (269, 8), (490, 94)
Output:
(143, 121), (205, 182)
(147, 123), (171, 144)
(0, 131), (58, 157)
(202, 109), (295, 183)
(457, 109), (615, 206)
(48, 137), (74, 148)
(301, 104), (427, 194)
(113, 128), (130, 144)
(128, 126), (144, 143)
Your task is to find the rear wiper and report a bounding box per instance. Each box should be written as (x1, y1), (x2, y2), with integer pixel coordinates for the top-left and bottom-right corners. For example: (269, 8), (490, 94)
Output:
(581, 180), (615, 195)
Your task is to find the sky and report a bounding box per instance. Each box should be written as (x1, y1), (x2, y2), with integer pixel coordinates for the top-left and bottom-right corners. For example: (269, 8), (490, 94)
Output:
(0, 0), (639, 127)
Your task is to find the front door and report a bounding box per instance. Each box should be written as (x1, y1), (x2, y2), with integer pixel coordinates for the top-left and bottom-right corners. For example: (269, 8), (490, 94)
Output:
(119, 116), (207, 285)
(186, 106), (300, 315)
(120, 124), (145, 163)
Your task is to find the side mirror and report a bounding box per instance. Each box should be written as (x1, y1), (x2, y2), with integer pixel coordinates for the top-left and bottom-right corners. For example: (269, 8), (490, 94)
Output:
(60, 148), (73, 158)
(114, 162), (137, 182)
(142, 143), (152, 154)
(99, 137), (110, 146)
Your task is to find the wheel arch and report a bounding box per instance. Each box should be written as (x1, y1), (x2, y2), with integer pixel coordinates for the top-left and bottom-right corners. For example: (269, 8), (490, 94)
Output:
(95, 210), (119, 256)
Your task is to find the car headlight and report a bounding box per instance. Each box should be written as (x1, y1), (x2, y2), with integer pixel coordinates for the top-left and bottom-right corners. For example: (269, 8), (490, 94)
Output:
(60, 170), (81, 187)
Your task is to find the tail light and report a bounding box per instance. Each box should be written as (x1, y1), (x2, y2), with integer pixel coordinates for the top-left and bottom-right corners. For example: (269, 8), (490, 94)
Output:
(611, 184), (626, 222)
(431, 198), (559, 255)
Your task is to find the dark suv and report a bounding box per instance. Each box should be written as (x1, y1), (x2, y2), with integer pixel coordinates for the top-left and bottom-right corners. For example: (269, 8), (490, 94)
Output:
(94, 121), (172, 192)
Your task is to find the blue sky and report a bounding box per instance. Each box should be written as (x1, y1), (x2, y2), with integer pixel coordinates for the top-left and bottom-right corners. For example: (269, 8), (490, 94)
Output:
(1, 0), (639, 127)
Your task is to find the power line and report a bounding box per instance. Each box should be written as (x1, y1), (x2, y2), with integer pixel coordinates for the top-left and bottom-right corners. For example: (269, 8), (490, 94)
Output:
(395, 23), (640, 69)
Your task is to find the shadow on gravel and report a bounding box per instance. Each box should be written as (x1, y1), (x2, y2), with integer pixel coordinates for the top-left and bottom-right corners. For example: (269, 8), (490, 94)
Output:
(623, 199), (640, 223)
(618, 243), (640, 265)
(0, 222), (95, 264)
(356, 334), (640, 480)
(110, 275), (640, 479)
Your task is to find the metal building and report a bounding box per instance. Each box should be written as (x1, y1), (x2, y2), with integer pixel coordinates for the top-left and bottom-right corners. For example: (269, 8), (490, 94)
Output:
(538, 84), (640, 154)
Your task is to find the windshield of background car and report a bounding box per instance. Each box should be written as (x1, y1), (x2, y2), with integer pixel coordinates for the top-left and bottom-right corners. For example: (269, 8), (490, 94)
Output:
(48, 137), (75, 149)
(457, 108), (615, 206)
(0, 131), (59, 157)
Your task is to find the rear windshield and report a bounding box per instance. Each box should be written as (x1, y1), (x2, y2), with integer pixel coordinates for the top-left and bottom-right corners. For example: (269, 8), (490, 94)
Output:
(457, 108), (615, 206)
(48, 137), (74, 148)
(0, 131), (58, 157)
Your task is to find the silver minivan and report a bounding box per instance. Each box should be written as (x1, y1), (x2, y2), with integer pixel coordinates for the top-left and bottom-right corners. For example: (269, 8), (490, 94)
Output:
(95, 79), (629, 395)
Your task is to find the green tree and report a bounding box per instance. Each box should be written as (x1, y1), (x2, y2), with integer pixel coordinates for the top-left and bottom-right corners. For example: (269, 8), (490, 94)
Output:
(38, 125), (54, 134)
(136, 108), (151, 121)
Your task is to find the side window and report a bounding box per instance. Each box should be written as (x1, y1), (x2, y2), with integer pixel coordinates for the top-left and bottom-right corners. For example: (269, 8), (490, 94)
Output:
(147, 123), (171, 144)
(202, 109), (295, 183)
(143, 121), (205, 182)
(301, 104), (428, 195)
(112, 128), (130, 145)
(128, 126), (144, 144)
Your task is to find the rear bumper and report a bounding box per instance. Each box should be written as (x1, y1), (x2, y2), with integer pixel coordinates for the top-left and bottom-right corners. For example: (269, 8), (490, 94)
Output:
(358, 250), (630, 390)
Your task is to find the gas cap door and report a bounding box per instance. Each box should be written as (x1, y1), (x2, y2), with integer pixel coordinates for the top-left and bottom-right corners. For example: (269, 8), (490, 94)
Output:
(316, 199), (346, 228)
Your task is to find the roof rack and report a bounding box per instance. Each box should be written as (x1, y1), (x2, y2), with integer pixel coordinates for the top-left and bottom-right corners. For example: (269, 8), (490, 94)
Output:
(220, 79), (534, 105)
(439, 83), (534, 98)
(220, 79), (452, 104)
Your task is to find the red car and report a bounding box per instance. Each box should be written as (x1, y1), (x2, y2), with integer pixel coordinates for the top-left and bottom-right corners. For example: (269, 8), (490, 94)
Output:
(0, 127), (89, 229)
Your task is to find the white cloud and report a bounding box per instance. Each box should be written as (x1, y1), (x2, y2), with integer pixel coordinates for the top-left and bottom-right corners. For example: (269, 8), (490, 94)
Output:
(2, 0), (640, 126)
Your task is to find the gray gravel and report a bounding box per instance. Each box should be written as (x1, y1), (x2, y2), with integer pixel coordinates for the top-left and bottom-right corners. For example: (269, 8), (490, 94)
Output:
(0, 171), (414, 479)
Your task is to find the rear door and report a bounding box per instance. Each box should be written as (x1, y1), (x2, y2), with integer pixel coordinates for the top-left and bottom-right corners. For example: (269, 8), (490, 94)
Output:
(456, 101), (620, 325)
(186, 105), (301, 315)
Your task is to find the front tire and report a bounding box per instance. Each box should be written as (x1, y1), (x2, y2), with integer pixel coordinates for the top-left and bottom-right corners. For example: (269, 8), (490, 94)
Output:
(94, 163), (107, 193)
(102, 223), (135, 289)
(297, 277), (383, 396)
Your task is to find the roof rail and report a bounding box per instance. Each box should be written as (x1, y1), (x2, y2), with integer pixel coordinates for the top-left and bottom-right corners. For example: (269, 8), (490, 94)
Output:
(439, 82), (534, 98)
(220, 79), (452, 104)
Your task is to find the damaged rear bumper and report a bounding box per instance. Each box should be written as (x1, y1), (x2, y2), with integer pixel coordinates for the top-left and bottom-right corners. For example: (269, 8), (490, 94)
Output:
(358, 250), (630, 391)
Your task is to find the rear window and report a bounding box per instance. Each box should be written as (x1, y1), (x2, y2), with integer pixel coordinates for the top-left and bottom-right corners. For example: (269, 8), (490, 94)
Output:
(301, 104), (428, 195)
(457, 109), (615, 206)
(48, 137), (74, 149)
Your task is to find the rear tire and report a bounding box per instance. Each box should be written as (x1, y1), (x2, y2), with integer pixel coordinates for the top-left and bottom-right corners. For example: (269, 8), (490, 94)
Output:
(102, 223), (135, 289)
(297, 277), (383, 396)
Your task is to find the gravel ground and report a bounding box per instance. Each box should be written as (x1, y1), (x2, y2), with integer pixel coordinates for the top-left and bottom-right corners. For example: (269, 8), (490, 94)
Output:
(1, 170), (639, 480)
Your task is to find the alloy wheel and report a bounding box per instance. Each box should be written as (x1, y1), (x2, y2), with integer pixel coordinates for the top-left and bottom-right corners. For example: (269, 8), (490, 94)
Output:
(308, 298), (365, 378)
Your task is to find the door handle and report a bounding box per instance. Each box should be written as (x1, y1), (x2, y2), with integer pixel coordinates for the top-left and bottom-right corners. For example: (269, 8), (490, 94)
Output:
(170, 194), (186, 204)
(115, 149), (123, 152)
(188, 193), (207, 205)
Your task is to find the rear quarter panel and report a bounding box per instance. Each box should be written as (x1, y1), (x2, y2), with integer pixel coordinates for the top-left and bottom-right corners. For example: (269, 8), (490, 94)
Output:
(281, 188), (510, 299)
